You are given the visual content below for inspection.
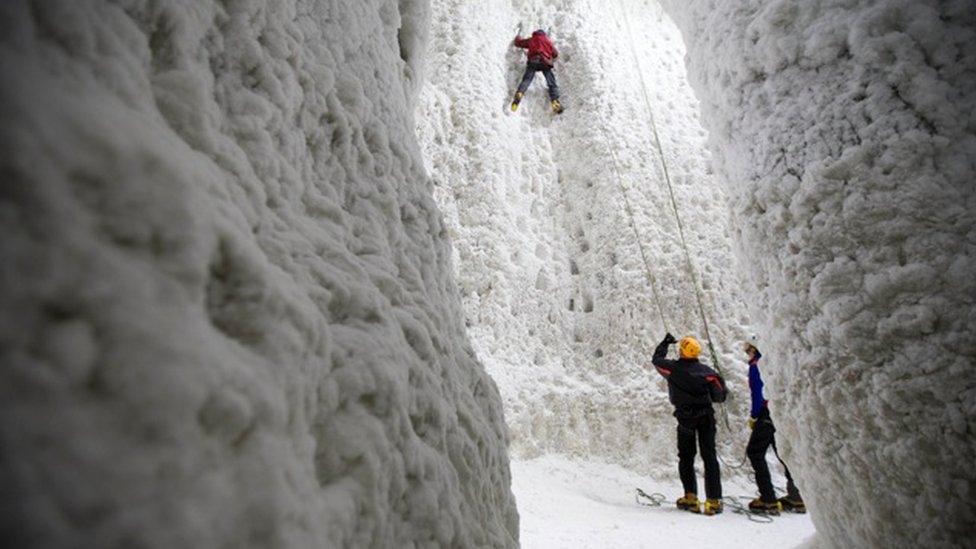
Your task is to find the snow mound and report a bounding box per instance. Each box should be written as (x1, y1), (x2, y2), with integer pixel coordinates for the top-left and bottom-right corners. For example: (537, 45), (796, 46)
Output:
(417, 0), (753, 476)
(663, 1), (976, 547)
(0, 0), (517, 546)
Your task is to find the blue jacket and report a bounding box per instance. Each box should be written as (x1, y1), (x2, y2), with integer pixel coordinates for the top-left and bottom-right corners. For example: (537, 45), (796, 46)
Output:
(748, 351), (768, 418)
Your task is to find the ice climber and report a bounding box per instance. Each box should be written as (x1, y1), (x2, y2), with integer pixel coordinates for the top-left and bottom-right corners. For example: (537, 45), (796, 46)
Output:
(743, 336), (806, 514)
(510, 29), (564, 114)
(651, 333), (728, 515)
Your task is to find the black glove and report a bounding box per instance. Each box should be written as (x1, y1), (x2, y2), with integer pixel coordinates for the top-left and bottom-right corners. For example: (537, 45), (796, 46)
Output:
(663, 333), (677, 345)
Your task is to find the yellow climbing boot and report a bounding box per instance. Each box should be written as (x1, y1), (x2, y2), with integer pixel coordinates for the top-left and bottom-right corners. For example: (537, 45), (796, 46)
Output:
(703, 498), (723, 516)
(778, 496), (805, 513)
(748, 497), (782, 515)
(550, 98), (564, 114)
(676, 493), (700, 513)
(510, 91), (524, 112)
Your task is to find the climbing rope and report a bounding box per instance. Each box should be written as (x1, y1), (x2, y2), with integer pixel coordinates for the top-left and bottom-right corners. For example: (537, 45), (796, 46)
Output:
(717, 450), (750, 474)
(599, 107), (745, 445)
(598, 124), (670, 335)
(722, 496), (776, 523)
(638, 489), (782, 525)
(635, 488), (667, 507)
(613, 0), (723, 379)
(607, 0), (742, 441)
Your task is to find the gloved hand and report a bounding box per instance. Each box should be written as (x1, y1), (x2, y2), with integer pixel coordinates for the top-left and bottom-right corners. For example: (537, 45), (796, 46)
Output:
(663, 332), (677, 345)
(747, 418), (756, 430)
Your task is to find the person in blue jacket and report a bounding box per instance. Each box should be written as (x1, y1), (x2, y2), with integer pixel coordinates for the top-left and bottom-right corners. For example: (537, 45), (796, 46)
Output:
(744, 335), (806, 514)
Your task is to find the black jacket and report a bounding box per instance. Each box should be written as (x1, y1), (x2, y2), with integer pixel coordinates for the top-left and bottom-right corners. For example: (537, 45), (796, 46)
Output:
(651, 339), (727, 418)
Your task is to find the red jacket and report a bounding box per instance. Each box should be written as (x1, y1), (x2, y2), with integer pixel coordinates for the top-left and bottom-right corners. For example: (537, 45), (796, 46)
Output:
(514, 31), (558, 66)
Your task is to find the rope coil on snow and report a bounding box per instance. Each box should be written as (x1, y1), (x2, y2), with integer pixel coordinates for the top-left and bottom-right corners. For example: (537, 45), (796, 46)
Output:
(638, 489), (780, 525)
(635, 488), (667, 507)
(722, 496), (776, 523)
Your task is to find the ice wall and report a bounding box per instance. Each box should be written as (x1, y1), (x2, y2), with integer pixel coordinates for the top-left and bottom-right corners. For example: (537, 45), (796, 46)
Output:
(416, 0), (752, 474)
(0, 0), (518, 546)
(662, 0), (976, 547)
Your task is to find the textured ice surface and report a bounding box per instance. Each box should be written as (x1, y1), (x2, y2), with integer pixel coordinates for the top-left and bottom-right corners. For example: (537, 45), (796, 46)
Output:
(416, 0), (753, 476)
(662, 0), (976, 547)
(4, 0), (970, 546)
(0, 0), (517, 546)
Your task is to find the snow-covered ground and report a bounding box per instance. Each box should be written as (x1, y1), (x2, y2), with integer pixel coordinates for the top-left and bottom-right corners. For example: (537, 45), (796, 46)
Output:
(513, 456), (816, 549)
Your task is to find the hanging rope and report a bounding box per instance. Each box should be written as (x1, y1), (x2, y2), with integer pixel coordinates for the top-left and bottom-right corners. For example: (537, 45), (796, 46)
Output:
(607, 0), (744, 440)
(598, 125), (670, 334)
(614, 0), (723, 379)
(599, 119), (737, 437)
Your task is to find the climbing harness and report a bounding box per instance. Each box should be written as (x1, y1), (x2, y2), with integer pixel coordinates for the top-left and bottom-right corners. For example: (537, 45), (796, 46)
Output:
(635, 488), (667, 507)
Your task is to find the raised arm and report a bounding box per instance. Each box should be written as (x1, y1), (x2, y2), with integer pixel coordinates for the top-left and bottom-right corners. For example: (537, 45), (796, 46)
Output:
(514, 35), (530, 48)
(651, 333), (677, 376)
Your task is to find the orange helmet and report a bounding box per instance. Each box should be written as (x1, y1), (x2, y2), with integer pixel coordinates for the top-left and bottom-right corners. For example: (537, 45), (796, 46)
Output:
(679, 337), (701, 359)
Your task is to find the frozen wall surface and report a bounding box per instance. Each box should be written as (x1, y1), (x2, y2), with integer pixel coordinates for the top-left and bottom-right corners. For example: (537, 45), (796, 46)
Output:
(0, 0), (518, 547)
(662, 0), (976, 547)
(416, 0), (752, 474)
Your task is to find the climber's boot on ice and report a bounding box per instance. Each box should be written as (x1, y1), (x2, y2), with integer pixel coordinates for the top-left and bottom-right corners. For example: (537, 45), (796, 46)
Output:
(748, 498), (782, 515)
(550, 98), (564, 114)
(703, 499), (723, 516)
(510, 91), (524, 112)
(676, 493), (701, 513)
(778, 496), (806, 513)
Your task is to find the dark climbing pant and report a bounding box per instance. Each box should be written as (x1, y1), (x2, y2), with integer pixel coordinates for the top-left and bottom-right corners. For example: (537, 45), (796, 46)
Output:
(746, 409), (802, 502)
(516, 61), (560, 100)
(677, 413), (721, 499)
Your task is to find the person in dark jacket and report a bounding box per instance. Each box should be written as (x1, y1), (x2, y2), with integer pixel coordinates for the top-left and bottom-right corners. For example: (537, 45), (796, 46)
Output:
(744, 336), (806, 514)
(651, 332), (728, 515)
(510, 29), (563, 113)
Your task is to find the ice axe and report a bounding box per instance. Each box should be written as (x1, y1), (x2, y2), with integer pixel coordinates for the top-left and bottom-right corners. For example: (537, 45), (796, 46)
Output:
(515, 22), (522, 36)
